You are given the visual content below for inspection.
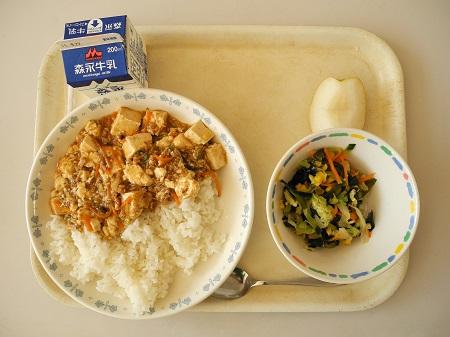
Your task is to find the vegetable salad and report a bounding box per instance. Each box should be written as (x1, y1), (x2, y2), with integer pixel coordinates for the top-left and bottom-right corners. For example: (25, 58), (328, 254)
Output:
(281, 144), (376, 249)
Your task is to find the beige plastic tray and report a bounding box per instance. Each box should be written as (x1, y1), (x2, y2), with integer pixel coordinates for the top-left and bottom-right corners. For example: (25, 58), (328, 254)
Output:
(32, 25), (409, 312)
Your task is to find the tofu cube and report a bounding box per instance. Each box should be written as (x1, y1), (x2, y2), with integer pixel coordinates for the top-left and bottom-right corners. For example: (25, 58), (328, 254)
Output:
(122, 191), (139, 202)
(122, 133), (152, 159)
(124, 164), (153, 186)
(121, 191), (145, 220)
(54, 175), (66, 190)
(58, 157), (76, 178)
(84, 120), (101, 137)
(206, 143), (227, 170)
(111, 107), (142, 136)
(90, 218), (101, 232)
(173, 134), (193, 149)
(153, 110), (168, 128)
(175, 176), (200, 200)
(80, 135), (98, 154)
(184, 121), (215, 145)
(156, 136), (173, 148)
(154, 167), (167, 181)
(164, 180), (175, 189)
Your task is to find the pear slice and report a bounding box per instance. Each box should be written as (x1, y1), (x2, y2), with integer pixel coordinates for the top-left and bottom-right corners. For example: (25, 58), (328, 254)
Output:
(309, 77), (366, 132)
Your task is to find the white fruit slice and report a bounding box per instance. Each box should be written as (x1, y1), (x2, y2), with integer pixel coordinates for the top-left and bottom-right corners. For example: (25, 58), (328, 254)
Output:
(309, 77), (366, 132)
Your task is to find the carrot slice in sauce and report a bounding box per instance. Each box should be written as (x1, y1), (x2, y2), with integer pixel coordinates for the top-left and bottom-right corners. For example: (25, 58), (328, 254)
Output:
(207, 171), (222, 197)
(80, 214), (94, 232)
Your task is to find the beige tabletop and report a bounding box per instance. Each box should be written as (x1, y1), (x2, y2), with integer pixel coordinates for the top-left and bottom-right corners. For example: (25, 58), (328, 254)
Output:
(1, 0), (449, 336)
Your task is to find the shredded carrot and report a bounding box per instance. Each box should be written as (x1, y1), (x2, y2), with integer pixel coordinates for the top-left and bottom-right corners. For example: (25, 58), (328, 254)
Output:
(320, 182), (335, 188)
(99, 146), (112, 172)
(80, 214), (93, 232)
(142, 110), (153, 130)
(339, 156), (348, 188)
(330, 150), (340, 162)
(104, 184), (113, 212)
(93, 209), (111, 219)
(94, 164), (100, 176)
(359, 173), (375, 183)
(101, 145), (112, 153)
(102, 146), (123, 169)
(208, 171), (222, 197)
(171, 191), (181, 205)
(308, 149), (316, 158)
(351, 168), (359, 176)
(333, 151), (347, 162)
(324, 148), (342, 184)
(111, 149), (123, 167)
(350, 211), (358, 221)
(122, 195), (134, 207)
(156, 155), (172, 166)
(331, 205), (338, 217)
(118, 221), (125, 231)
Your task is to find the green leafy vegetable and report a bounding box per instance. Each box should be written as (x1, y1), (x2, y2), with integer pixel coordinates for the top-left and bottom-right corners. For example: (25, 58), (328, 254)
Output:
(280, 144), (377, 249)
(311, 194), (333, 228)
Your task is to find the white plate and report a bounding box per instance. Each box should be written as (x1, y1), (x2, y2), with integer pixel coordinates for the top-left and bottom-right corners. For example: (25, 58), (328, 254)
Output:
(26, 88), (254, 319)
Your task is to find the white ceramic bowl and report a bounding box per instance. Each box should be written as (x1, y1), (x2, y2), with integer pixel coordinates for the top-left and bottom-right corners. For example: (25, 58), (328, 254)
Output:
(26, 88), (254, 318)
(266, 128), (419, 284)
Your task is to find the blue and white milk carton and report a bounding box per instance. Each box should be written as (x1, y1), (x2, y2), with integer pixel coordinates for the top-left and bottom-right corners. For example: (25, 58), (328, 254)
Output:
(60, 15), (148, 97)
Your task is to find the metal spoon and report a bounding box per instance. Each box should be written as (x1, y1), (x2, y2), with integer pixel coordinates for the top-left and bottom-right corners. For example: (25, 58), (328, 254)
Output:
(212, 267), (341, 299)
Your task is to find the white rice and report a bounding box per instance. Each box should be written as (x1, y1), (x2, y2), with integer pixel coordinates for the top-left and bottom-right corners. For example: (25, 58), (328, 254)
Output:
(47, 179), (225, 314)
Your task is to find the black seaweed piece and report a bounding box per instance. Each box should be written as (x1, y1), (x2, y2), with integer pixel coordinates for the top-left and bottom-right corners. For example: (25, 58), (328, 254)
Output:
(313, 149), (325, 161)
(307, 237), (324, 248)
(321, 228), (332, 241)
(366, 211), (375, 232)
(283, 219), (296, 229)
(321, 228), (339, 247)
(324, 240), (339, 248)
(331, 184), (342, 195)
(331, 214), (341, 225)
(348, 175), (359, 186)
(357, 178), (377, 199)
(323, 190), (335, 200)
(346, 144), (356, 151)
(334, 162), (344, 179)
(307, 227), (332, 248)
(282, 181), (312, 202)
(365, 178), (377, 190)
(287, 166), (317, 188)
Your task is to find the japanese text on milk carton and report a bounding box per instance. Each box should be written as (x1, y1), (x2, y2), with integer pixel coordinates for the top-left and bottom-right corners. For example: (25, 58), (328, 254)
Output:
(60, 15), (148, 97)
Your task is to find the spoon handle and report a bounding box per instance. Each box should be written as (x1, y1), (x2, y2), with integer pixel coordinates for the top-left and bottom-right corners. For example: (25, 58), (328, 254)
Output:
(253, 279), (342, 287)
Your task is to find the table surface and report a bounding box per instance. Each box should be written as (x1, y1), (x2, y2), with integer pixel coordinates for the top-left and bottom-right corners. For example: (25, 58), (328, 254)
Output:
(1, 1), (449, 336)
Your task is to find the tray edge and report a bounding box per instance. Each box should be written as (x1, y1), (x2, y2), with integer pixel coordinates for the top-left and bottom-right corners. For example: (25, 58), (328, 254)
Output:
(30, 25), (409, 312)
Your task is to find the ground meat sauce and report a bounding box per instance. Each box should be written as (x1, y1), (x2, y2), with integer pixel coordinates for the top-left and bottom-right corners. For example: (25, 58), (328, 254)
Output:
(50, 107), (227, 239)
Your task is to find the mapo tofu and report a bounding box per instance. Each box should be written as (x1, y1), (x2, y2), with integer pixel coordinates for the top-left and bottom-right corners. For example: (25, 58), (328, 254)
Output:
(50, 107), (227, 239)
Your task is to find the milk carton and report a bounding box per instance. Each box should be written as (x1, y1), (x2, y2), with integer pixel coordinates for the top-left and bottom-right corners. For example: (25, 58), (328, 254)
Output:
(60, 15), (148, 97)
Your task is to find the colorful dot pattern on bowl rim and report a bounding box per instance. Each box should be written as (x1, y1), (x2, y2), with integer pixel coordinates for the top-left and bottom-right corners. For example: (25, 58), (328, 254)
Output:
(270, 131), (418, 280)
